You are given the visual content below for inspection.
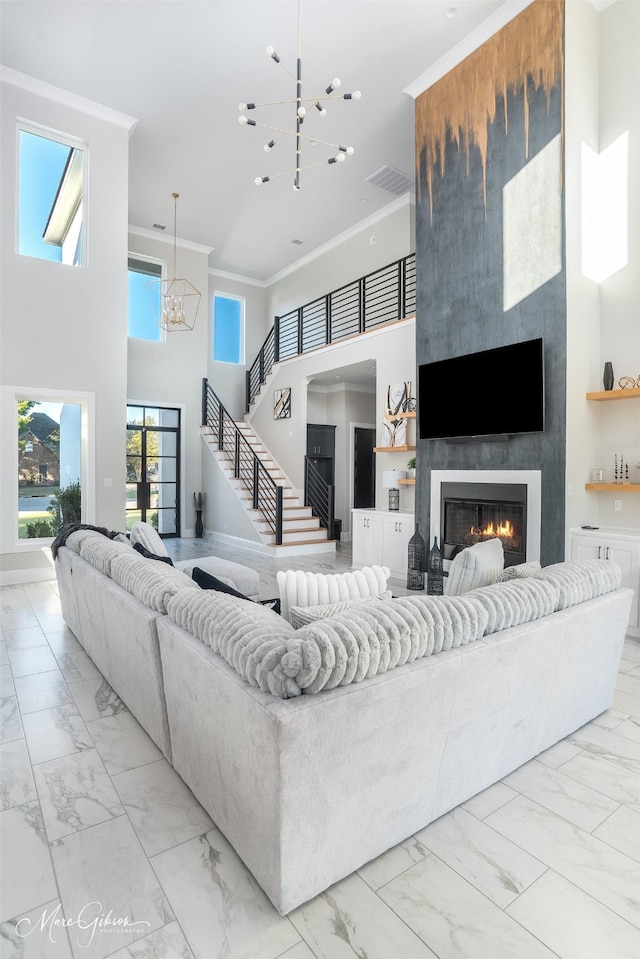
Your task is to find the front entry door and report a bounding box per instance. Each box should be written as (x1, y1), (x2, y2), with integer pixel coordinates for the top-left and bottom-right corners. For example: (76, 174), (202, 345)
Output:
(126, 405), (180, 536)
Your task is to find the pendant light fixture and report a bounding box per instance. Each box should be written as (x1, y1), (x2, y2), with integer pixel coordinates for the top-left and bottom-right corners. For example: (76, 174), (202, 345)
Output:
(238, 0), (361, 190)
(147, 192), (201, 332)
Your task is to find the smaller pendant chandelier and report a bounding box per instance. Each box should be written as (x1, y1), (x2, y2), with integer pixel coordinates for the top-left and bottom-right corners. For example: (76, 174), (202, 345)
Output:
(147, 193), (201, 332)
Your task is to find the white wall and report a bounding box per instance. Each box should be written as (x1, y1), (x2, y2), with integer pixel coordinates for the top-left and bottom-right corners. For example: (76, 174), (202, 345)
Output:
(565, 0), (640, 539)
(265, 196), (414, 319)
(0, 72), (131, 580)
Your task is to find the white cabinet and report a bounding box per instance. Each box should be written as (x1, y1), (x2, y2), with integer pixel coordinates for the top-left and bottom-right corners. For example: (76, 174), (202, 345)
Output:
(352, 509), (414, 578)
(569, 527), (640, 634)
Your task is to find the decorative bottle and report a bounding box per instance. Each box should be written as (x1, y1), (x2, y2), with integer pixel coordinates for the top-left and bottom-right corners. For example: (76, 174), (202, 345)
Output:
(427, 537), (444, 596)
(603, 362), (614, 391)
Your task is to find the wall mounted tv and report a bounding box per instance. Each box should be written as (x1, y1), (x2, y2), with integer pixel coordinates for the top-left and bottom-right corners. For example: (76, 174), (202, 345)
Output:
(419, 337), (544, 441)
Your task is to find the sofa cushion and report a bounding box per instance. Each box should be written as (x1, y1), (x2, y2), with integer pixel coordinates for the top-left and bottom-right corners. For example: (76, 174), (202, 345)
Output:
(289, 591), (393, 629)
(130, 522), (169, 558)
(277, 565), (391, 623)
(192, 566), (251, 601)
(109, 550), (197, 612)
(445, 538), (504, 596)
(280, 593), (489, 695)
(75, 535), (132, 576)
(536, 559), (622, 610)
(469, 578), (559, 634)
(493, 561), (542, 583)
(166, 588), (298, 698)
(133, 542), (174, 565)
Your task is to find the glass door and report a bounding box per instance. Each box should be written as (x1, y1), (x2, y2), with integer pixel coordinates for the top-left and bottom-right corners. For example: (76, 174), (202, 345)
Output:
(126, 405), (180, 536)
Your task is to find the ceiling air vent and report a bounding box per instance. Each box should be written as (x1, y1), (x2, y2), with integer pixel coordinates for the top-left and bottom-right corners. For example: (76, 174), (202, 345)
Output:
(152, 223), (166, 231)
(365, 165), (414, 196)
(290, 238), (304, 245)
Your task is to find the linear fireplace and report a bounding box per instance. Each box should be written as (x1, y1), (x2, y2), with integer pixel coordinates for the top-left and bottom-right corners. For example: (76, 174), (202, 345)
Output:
(441, 482), (527, 567)
(430, 470), (541, 567)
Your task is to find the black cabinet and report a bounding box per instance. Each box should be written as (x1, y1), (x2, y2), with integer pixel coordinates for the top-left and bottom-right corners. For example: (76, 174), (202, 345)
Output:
(307, 424), (335, 458)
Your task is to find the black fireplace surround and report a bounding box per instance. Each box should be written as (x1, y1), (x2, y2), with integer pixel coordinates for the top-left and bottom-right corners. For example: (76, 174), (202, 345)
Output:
(441, 482), (527, 568)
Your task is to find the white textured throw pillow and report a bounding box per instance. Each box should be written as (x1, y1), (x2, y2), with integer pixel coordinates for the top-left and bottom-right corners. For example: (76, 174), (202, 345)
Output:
(277, 565), (391, 623)
(129, 521), (169, 558)
(493, 561), (542, 583)
(445, 538), (504, 596)
(289, 591), (393, 629)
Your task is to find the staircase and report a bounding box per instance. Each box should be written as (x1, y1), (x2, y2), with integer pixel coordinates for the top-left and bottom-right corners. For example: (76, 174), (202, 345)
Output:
(201, 381), (335, 553)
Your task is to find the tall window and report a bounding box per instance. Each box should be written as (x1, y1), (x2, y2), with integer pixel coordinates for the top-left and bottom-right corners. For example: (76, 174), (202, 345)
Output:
(128, 257), (163, 341)
(18, 126), (85, 266)
(213, 293), (244, 364)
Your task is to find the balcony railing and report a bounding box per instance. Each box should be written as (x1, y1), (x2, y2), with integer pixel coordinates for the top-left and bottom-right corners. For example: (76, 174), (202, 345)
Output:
(246, 252), (415, 410)
(304, 456), (335, 537)
(202, 378), (283, 544)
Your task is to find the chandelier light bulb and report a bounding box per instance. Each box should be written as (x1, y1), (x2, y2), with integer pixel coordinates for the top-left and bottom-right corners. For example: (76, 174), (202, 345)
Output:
(352, 91), (361, 99)
(239, 115), (247, 125)
(264, 139), (275, 152)
(239, 102), (247, 111)
(266, 45), (280, 63)
(297, 106), (306, 118)
(336, 153), (345, 162)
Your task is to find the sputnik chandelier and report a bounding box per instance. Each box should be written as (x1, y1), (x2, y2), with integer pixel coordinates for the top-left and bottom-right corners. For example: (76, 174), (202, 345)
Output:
(238, 0), (361, 190)
(147, 193), (201, 332)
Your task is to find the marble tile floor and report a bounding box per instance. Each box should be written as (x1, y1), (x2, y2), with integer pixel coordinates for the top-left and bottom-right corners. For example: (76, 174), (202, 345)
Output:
(0, 540), (639, 959)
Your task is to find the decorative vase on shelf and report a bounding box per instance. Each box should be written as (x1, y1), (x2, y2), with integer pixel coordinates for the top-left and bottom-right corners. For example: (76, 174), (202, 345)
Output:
(603, 362), (614, 391)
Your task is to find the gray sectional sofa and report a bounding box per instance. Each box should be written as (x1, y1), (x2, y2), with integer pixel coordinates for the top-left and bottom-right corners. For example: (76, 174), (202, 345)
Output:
(54, 528), (633, 915)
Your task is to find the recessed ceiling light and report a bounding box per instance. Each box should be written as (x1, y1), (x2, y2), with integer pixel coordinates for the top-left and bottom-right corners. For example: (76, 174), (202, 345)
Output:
(445, 6), (458, 18)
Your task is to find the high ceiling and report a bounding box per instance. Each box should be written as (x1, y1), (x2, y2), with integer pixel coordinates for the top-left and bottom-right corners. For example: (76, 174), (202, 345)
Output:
(1, 1), (534, 282)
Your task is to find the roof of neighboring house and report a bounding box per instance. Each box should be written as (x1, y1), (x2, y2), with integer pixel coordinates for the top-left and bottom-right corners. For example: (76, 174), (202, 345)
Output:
(19, 411), (59, 442)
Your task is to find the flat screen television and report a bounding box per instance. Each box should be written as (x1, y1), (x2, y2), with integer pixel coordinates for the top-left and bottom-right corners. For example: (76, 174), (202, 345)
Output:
(419, 337), (544, 441)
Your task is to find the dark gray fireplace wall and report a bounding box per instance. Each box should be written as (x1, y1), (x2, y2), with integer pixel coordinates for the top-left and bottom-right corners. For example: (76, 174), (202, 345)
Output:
(413, 1), (566, 567)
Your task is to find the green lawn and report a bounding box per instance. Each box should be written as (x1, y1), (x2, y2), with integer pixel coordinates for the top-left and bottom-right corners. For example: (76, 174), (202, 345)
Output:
(18, 511), (54, 539)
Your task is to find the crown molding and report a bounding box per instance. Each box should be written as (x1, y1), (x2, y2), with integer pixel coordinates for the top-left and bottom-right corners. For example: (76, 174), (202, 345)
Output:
(128, 225), (213, 256)
(265, 193), (413, 288)
(1, 66), (138, 134)
(404, 0), (535, 99)
(208, 267), (267, 288)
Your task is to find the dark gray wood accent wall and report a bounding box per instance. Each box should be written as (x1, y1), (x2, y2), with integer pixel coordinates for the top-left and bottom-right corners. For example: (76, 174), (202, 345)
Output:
(413, 0), (566, 566)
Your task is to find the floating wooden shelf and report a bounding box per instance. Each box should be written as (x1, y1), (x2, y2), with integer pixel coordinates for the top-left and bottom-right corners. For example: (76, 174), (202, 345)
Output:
(397, 411), (416, 419)
(398, 478), (415, 485)
(373, 444), (416, 453)
(585, 483), (640, 492)
(586, 388), (640, 402)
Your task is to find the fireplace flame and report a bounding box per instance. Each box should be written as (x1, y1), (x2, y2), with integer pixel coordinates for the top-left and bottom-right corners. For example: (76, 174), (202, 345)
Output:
(470, 520), (515, 540)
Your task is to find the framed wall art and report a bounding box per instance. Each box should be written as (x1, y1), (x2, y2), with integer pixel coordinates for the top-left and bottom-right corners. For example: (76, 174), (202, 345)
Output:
(274, 387), (291, 419)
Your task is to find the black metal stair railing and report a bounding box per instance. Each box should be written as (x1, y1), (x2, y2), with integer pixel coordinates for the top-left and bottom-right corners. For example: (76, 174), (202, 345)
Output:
(246, 252), (416, 410)
(304, 457), (335, 537)
(202, 379), (283, 545)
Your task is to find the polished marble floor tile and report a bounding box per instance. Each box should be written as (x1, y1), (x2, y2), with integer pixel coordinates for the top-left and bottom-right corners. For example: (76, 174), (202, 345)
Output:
(379, 853), (556, 959)
(107, 920), (194, 959)
(590, 706), (629, 730)
(13, 669), (74, 715)
(612, 689), (640, 718)
(357, 835), (429, 892)
(46, 629), (84, 655)
(592, 804), (640, 861)
(502, 758), (619, 831)
(68, 677), (128, 722)
(34, 747), (124, 842)
(87, 712), (162, 776)
(290, 872), (439, 959)
(535, 738), (583, 769)
(35, 614), (67, 634)
(485, 794), (640, 929)
(0, 665), (15, 699)
(616, 671), (640, 696)
(558, 750), (640, 813)
(50, 815), (174, 959)
(0, 800), (58, 924)
(0, 898), (73, 958)
(3, 625), (48, 651)
(55, 650), (101, 684)
(8, 644), (59, 678)
(506, 869), (640, 959)
(613, 715), (640, 743)
(415, 805), (546, 908)
(22, 701), (94, 765)
(460, 780), (519, 819)
(112, 759), (214, 857)
(0, 610), (39, 631)
(567, 721), (640, 774)
(0, 738), (37, 810)
(0, 694), (24, 744)
(0, 641), (7, 666)
(151, 829), (300, 959)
